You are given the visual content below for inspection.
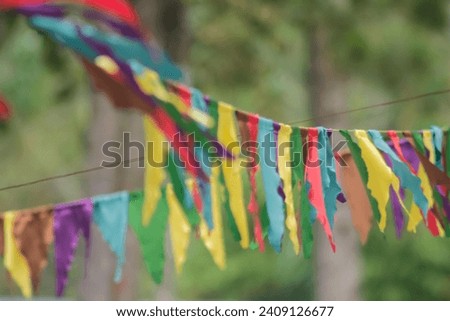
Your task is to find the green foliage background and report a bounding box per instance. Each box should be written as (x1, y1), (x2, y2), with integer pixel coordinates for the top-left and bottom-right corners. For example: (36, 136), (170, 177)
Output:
(0, 1), (449, 300)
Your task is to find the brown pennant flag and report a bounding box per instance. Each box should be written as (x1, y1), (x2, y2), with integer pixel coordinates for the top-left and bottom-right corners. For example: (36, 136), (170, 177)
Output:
(82, 58), (150, 112)
(13, 206), (54, 292)
(337, 152), (373, 244)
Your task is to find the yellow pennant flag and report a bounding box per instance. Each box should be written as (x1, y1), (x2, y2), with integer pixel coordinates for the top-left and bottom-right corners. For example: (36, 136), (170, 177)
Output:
(354, 130), (406, 232)
(166, 184), (191, 274)
(134, 68), (169, 103)
(423, 130), (436, 164)
(200, 167), (226, 269)
(3, 212), (32, 298)
(94, 55), (119, 74)
(142, 116), (167, 226)
(217, 102), (250, 249)
(278, 124), (300, 255)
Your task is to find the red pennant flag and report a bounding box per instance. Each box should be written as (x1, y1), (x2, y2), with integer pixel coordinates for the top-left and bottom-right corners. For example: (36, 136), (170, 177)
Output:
(0, 0), (140, 28)
(0, 95), (12, 121)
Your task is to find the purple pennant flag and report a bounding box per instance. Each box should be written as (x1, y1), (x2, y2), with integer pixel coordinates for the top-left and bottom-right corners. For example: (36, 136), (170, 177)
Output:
(390, 187), (405, 238)
(399, 140), (420, 172)
(54, 199), (93, 297)
(383, 153), (405, 237)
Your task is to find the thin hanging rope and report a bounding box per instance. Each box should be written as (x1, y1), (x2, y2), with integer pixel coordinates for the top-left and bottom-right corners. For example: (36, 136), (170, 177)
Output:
(0, 88), (448, 193)
(0, 157), (145, 193)
(286, 88), (450, 126)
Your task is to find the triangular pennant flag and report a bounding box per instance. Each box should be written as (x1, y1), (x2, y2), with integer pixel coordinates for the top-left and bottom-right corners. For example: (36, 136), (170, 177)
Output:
(337, 152), (373, 244)
(217, 102), (250, 249)
(318, 127), (342, 229)
(3, 212), (32, 298)
(354, 130), (404, 232)
(291, 128), (314, 257)
(340, 130), (381, 225)
(278, 123), (300, 255)
(305, 128), (335, 251)
(92, 191), (129, 283)
(423, 130), (437, 166)
(143, 115), (167, 226)
(166, 184), (191, 274)
(389, 185), (405, 238)
(0, 94), (12, 121)
(430, 126), (443, 170)
(199, 167), (226, 269)
(54, 199), (92, 297)
(13, 206), (53, 292)
(236, 111), (264, 251)
(382, 141), (406, 237)
(129, 190), (168, 284)
(257, 116), (285, 252)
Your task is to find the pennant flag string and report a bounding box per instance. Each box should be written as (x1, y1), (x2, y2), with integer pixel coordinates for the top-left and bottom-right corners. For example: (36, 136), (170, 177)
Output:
(1, 1), (450, 299)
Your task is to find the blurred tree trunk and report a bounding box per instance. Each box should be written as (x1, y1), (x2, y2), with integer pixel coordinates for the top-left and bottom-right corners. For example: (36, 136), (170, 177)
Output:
(78, 92), (143, 300)
(79, 0), (189, 300)
(308, 25), (361, 300)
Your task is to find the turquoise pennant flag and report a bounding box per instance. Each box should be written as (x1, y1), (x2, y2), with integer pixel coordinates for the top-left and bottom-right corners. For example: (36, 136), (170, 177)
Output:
(258, 117), (285, 252)
(92, 191), (129, 283)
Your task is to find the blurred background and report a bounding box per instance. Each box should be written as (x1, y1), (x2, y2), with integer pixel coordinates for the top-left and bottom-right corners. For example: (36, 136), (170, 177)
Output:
(0, 0), (449, 300)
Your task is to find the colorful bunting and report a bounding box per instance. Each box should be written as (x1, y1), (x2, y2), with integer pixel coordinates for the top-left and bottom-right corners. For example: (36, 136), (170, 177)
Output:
(1, 122), (449, 297)
(1, 0), (450, 299)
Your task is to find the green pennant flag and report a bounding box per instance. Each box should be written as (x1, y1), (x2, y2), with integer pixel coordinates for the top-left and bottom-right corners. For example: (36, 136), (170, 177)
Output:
(412, 131), (426, 155)
(128, 190), (168, 284)
(291, 128), (313, 259)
